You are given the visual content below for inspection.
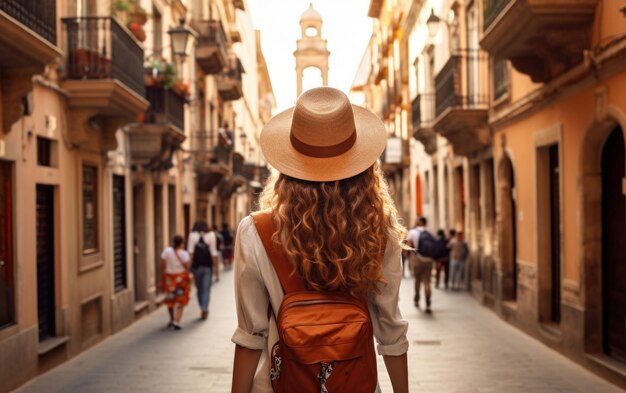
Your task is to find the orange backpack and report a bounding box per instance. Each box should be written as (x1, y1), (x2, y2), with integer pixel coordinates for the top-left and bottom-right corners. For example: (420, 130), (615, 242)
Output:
(252, 211), (378, 393)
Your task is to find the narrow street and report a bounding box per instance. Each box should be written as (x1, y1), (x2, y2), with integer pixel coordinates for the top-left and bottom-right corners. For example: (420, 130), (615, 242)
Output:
(15, 267), (621, 393)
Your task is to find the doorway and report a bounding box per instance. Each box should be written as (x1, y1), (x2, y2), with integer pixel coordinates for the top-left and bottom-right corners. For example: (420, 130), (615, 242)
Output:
(538, 143), (562, 323)
(499, 154), (517, 301)
(36, 185), (55, 341)
(153, 185), (163, 292)
(0, 162), (14, 329)
(112, 175), (127, 293)
(601, 127), (626, 361)
(132, 184), (146, 301)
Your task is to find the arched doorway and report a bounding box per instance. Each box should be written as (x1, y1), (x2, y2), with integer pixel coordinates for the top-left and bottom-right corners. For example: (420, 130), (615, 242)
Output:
(580, 108), (626, 362)
(601, 127), (626, 361)
(498, 153), (517, 301)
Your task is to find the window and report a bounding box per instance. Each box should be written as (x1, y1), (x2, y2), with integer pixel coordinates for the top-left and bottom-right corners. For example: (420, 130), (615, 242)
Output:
(153, 7), (162, 57)
(82, 164), (98, 253)
(37, 137), (52, 166)
(493, 59), (509, 101)
(305, 26), (317, 37)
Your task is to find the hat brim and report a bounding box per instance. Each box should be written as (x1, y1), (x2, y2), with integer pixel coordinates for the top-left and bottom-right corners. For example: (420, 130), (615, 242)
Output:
(260, 105), (387, 182)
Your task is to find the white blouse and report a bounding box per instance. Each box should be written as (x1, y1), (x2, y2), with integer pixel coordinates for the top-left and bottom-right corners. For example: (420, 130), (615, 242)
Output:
(231, 215), (409, 392)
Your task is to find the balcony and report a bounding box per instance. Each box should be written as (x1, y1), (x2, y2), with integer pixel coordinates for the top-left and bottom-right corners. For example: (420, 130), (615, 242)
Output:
(0, 0), (61, 132)
(411, 94), (437, 155)
(233, 153), (257, 182)
(480, 0), (598, 82)
(196, 143), (231, 192)
(62, 16), (148, 151)
(193, 20), (228, 75)
(128, 86), (186, 169)
(432, 50), (490, 156)
(217, 57), (244, 101)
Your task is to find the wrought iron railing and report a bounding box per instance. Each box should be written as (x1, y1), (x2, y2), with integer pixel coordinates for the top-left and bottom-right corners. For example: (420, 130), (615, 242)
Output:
(62, 17), (145, 97)
(493, 58), (509, 101)
(145, 86), (185, 131)
(217, 57), (244, 100)
(435, 50), (488, 117)
(233, 155), (255, 181)
(0, 0), (57, 45)
(484, 0), (511, 31)
(193, 20), (228, 59)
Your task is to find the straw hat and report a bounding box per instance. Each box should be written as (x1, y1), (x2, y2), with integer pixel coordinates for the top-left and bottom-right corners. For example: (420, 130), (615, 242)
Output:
(260, 87), (387, 182)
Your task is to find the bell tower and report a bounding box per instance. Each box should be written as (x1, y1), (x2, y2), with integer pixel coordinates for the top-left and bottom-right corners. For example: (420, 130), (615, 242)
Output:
(294, 3), (330, 97)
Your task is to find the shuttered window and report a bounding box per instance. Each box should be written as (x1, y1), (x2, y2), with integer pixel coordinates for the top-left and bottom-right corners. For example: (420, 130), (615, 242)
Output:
(112, 175), (127, 292)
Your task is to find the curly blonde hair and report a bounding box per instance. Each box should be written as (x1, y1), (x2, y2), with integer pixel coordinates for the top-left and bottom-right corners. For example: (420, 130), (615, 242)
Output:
(258, 162), (406, 296)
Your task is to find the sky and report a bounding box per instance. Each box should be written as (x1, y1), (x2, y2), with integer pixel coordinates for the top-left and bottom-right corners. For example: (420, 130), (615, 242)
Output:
(247, 0), (373, 112)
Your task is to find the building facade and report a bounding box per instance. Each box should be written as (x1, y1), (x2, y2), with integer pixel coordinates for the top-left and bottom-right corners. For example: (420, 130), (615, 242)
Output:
(355, 0), (626, 388)
(0, 0), (274, 391)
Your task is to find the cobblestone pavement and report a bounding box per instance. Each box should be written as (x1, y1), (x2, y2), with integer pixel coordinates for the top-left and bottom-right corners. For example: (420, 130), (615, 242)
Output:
(16, 266), (622, 393)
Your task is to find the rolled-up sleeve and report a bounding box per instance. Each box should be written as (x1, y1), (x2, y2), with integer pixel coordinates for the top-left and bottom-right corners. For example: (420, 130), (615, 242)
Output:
(370, 241), (409, 356)
(231, 216), (270, 350)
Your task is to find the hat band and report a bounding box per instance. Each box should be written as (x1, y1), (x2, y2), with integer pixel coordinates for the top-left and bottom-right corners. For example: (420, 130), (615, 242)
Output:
(290, 130), (357, 158)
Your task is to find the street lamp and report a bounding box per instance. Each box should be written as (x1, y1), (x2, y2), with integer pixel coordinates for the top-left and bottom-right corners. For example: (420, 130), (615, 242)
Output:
(167, 18), (194, 59)
(426, 8), (441, 39)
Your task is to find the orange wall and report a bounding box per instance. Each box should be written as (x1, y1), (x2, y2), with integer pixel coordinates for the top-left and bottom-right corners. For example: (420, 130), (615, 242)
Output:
(494, 71), (626, 283)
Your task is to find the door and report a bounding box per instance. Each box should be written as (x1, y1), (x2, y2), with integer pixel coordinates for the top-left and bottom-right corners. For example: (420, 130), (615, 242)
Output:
(133, 184), (146, 300)
(500, 155), (517, 301)
(36, 185), (55, 341)
(112, 175), (127, 293)
(549, 145), (561, 323)
(183, 204), (190, 243)
(0, 163), (14, 328)
(168, 184), (176, 240)
(153, 185), (163, 291)
(601, 127), (626, 362)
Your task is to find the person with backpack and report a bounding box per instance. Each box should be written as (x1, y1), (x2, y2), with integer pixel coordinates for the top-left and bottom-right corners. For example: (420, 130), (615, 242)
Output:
(449, 231), (469, 290)
(187, 219), (218, 320)
(408, 216), (439, 313)
(220, 223), (234, 270)
(230, 88), (409, 393)
(160, 235), (191, 330)
(434, 229), (453, 289)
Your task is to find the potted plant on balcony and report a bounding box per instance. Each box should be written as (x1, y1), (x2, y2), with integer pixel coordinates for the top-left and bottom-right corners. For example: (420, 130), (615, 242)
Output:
(111, 0), (148, 42)
(172, 80), (191, 100)
(145, 58), (178, 88)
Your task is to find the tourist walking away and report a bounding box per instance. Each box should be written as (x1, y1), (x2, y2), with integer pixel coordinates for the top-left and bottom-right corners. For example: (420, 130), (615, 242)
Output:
(160, 235), (191, 330)
(231, 87), (409, 393)
(408, 217), (440, 313)
(213, 225), (223, 282)
(220, 223), (235, 269)
(435, 229), (453, 289)
(187, 220), (218, 320)
(450, 231), (469, 290)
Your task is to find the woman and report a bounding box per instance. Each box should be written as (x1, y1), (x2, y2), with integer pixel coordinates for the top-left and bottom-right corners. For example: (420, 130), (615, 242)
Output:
(160, 235), (191, 330)
(231, 88), (409, 393)
(187, 220), (218, 320)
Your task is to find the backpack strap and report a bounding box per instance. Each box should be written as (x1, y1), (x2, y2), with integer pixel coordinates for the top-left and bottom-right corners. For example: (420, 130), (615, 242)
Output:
(251, 211), (307, 294)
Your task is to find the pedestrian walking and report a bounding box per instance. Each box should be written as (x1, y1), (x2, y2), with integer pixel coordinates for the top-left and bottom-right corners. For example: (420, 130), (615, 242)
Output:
(231, 87), (409, 393)
(450, 231), (469, 290)
(187, 220), (218, 320)
(160, 235), (191, 330)
(220, 223), (234, 270)
(408, 217), (440, 313)
(435, 229), (453, 289)
(212, 224), (223, 282)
